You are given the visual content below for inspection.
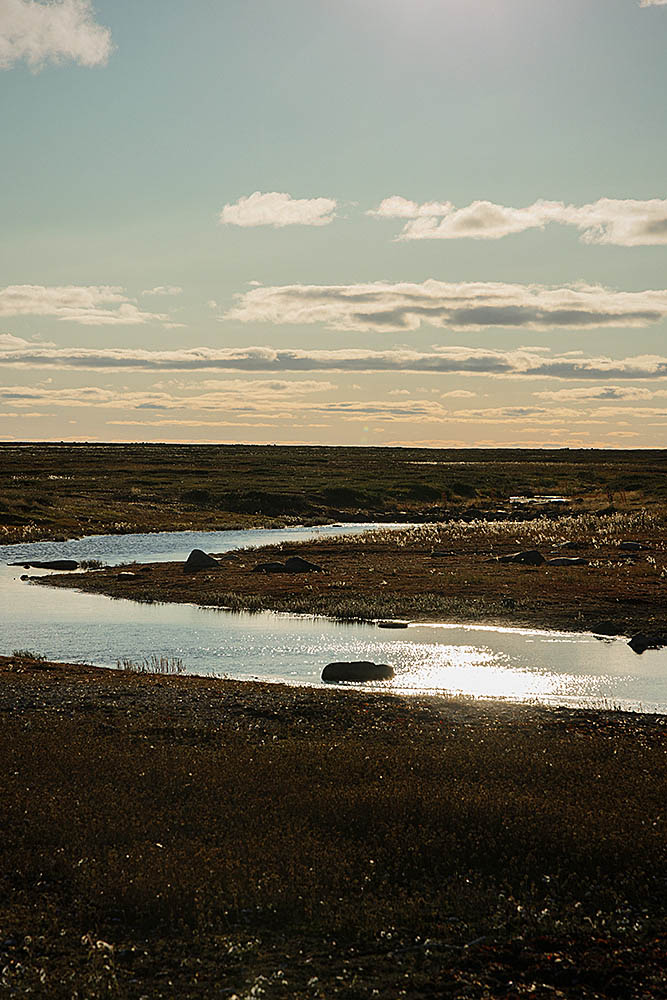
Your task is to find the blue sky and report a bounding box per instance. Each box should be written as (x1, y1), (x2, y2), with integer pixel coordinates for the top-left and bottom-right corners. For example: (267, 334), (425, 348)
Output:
(1, 0), (666, 446)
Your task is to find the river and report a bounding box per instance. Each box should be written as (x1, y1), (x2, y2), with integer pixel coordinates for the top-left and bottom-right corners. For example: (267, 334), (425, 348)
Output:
(2, 524), (666, 712)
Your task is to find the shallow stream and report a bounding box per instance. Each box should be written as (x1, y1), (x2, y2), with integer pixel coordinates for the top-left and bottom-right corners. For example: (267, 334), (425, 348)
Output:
(2, 524), (666, 712)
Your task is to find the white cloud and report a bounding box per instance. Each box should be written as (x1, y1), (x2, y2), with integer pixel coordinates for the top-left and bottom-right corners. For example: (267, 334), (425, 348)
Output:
(369, 196), (453, 219)
(226, 279), (667, 333)
(0, 383), (602, 429)
(0, 332), (32, 349)
(107, 419), (277, 429)
(0, 380), (339, 414)
(640, 1), (667, 6)
(5, 341), (667, 386)
(0, 0), (112, 70)
(142, 286), (183, 297)
(195, 378), (337, 395)
(219, 191), (337, 228)
(0, 285), (167, 325)
(373, 197), (667, 246)
(534, 386), (657, 402)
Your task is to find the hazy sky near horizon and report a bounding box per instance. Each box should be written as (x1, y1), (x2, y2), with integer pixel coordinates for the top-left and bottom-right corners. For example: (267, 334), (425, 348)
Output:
(1, 0), (666, 448)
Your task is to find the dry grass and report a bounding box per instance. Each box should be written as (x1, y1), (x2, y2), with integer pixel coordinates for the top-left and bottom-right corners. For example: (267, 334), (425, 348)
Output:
(117, 654), (185, 674)
(0, 658), (666, 997)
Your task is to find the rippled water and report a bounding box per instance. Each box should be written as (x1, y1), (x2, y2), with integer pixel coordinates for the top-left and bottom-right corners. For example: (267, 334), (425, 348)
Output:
(2, 525), (666, 712)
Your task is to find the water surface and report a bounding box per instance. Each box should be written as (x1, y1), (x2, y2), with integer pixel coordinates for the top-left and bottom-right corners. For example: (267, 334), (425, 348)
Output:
(2, 525), (666, 712)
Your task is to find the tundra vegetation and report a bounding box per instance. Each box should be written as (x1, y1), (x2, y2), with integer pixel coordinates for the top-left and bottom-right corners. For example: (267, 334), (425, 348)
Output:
(3, 446), (667, 997)
(0, 657), (665, 998)
(1, 442), (666, 544)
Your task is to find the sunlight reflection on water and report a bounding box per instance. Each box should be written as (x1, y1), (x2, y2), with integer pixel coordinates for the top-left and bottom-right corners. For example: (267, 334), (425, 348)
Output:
(2, 526), (666, 712)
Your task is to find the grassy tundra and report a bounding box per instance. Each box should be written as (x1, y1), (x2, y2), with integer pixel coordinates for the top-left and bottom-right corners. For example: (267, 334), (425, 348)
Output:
(1, 442), (667, 544)
(3, 446), (667, 997)
(1, 657), (666, 998)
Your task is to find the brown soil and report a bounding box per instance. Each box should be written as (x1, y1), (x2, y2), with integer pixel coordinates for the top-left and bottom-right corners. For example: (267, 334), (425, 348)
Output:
(1, 656), (665, 998)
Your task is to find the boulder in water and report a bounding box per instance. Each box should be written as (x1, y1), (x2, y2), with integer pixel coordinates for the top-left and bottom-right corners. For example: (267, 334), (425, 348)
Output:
(628, 633), (667, 655)
(322, 661), (395, 683)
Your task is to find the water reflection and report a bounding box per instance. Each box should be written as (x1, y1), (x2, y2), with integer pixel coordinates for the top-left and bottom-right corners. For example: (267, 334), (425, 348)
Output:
(2, 527), (666, 712)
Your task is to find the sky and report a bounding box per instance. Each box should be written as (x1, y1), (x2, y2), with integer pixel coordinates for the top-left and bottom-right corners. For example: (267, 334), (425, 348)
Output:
(1, 0), (666, 449)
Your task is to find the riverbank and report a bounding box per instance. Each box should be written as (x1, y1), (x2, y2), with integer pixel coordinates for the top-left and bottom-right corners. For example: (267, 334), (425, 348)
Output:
(1, 654), (666, 998)
(37, 509), (667, 636)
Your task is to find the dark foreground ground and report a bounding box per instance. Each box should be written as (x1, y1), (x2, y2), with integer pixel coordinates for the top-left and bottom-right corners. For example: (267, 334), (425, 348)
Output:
(1, 655), (666, 999)
(3, 443), (667, 544)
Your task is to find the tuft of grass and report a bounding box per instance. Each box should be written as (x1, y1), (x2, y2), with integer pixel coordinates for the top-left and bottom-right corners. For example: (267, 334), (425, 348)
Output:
(116, 654), (185, 674)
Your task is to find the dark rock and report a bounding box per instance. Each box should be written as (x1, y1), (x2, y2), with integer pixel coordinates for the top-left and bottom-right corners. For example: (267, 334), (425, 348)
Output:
(183, 549), (220, 573)
(9, 559), (79, 571)
(252, 556), (324, 574)
(252, 561), (289, 574)
(593, 621), (621, 637)
(284, 556), (323, 573)
(497, 550), (545, 566)
(619, 541), (644, 552)
(322, 661), (395, 683)
(628, 633), (667, 655)
(377, 621), (409, 629)
(547, 557), (589, 566)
